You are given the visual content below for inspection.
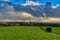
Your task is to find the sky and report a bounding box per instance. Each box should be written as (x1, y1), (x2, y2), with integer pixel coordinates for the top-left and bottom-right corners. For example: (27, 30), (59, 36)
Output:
(1, 0), (60, 6)
(11, 0), (60, 6)
(0, 0), (60, 20)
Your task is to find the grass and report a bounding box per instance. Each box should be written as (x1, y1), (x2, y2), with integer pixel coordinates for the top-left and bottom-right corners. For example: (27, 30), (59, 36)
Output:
(0, 26), (60, 40)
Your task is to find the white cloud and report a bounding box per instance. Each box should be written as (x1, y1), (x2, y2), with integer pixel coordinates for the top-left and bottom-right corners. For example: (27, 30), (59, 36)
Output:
(52, 4), (59, 9)
(16, 12), (34, 20)
(52, 6), (57, 9)
(22, 1), (40, 6)
(15, 12), (41, 20)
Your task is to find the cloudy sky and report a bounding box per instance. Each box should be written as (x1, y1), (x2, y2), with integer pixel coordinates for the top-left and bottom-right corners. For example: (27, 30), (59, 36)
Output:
(0, 0), (60, 21)
(11, 0), (60, 6)
(1, 0), (60, 6)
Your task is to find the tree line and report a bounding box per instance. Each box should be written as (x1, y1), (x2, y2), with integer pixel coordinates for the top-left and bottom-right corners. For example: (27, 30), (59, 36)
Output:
(0, 22), (60, 27)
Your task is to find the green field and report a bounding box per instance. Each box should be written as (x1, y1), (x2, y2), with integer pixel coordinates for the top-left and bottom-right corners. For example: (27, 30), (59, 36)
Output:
(0, 26), (60, 40)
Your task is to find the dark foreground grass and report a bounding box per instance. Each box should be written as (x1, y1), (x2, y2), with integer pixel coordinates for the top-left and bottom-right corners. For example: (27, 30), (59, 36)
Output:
(0, 26), (60, 40)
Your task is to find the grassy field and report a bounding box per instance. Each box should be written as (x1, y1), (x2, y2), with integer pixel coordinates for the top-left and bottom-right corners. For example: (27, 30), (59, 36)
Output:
(0, 26), (60, 40)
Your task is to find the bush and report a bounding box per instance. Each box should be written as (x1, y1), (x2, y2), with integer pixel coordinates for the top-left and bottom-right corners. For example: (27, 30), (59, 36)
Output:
(46, 28), (52, 32)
